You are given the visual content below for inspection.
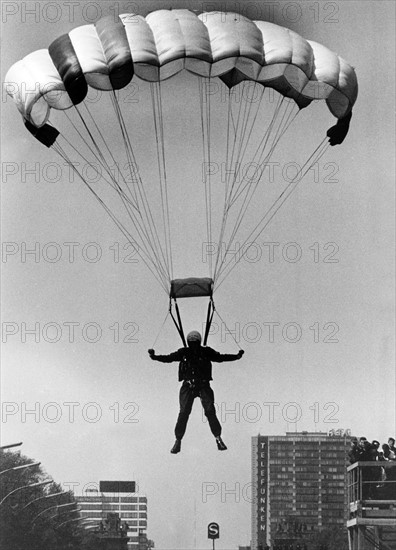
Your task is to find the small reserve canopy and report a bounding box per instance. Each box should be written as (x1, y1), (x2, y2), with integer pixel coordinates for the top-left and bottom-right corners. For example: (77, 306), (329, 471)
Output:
(170, 278), (214, 299)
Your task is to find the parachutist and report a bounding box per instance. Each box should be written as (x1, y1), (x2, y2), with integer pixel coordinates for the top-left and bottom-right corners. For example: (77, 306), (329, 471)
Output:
(327, 111), (352, 146)
(148, 331), (244, 453)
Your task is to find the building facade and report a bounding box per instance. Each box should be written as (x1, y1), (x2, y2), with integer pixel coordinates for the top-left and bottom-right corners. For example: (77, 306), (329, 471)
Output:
(251, 431), (351, 549)
(76, 481), (149, 550)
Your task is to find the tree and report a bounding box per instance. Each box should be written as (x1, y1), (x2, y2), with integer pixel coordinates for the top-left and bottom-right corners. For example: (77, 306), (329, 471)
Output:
(0, 448), (86, 550)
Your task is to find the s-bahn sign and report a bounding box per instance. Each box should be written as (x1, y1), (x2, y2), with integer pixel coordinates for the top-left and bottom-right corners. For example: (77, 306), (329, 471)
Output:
(208, 522), (220, 540)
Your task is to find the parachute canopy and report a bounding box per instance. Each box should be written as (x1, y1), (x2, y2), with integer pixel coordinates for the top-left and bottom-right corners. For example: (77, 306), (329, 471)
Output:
(5, 9), (358, 304)
(5, 9), (357, 128)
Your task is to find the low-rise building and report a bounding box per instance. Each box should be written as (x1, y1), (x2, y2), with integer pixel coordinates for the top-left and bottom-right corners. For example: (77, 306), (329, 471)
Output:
(76, 481), (149, 550)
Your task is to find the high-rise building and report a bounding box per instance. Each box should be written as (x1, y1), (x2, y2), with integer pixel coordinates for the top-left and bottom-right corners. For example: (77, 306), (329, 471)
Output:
(76, 481), (150, 550)
(251, 431), (350, 550)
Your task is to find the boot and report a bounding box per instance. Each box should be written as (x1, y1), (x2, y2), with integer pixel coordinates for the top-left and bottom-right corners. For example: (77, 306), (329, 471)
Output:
(216, 436), (227, 451)
(170, 439), (181, 454)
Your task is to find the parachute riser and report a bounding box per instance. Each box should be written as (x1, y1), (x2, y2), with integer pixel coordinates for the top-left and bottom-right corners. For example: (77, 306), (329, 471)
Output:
(203, 298), (215, 347)
(169, 298), (187, 347)
(169, 277), (214, 346)
(168, 295), (215, 348)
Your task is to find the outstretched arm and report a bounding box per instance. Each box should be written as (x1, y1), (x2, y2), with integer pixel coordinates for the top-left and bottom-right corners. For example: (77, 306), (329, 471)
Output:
(206, 348), (244, 362)
(148, 349), (183, 363)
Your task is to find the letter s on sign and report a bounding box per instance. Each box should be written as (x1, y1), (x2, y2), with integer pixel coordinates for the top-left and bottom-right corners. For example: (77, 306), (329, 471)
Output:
(208, 522), (220, 539)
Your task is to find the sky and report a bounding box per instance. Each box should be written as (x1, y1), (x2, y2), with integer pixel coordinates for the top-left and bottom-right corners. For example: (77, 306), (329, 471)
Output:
(1, 1), (395, 549)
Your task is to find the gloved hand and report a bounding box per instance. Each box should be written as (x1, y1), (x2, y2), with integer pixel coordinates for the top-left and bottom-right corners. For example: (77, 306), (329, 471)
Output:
(148, 349), (155, 358)
(237, 349), (245, 358)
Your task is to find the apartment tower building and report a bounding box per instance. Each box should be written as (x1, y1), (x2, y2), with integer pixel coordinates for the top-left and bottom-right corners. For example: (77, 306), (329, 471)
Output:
(251, 431), (350, 549)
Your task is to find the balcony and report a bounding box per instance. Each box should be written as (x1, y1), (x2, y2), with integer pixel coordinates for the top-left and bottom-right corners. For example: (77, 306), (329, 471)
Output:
(347, 462), (396, 550)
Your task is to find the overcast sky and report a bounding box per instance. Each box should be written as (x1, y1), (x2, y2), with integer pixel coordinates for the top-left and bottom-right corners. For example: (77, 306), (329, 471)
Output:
(1, 1), (395, 549)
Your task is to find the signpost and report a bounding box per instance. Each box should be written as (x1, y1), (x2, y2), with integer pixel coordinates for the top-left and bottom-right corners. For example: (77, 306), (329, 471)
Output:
(207, 522), (219, 550)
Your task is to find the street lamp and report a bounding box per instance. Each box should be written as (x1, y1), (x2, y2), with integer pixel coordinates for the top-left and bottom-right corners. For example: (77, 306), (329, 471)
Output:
(50, 502), (81, 519)
(22, 491), (68, 510)
(32, 501), (79, 522)
(54, 517), (98, 531)
(55, 516), (86, 530)
(29, 504), (80, 536)
(0, 442), (23, 450)
(80, 519), (98, 525)
(0, 480), (53, 506)
(0, 462), (41, 476)
(51, 506), (80, 520)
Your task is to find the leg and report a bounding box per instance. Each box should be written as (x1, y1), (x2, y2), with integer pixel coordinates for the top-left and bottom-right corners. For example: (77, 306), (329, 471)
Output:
(174, 382), (195, 440)
(200, 384), (221, 437)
